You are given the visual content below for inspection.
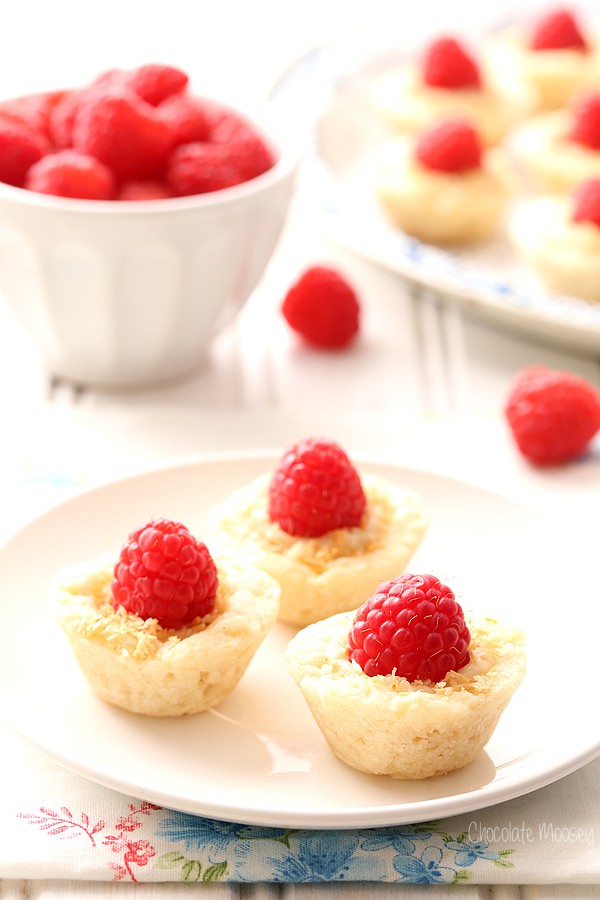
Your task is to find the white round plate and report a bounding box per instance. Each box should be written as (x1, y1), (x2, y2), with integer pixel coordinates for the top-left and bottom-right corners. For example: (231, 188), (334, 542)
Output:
(269, 12), (600, 354)
(0, 452), (598, 829)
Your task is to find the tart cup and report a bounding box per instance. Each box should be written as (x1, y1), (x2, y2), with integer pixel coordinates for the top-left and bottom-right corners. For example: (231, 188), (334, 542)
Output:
(54, 553), (280, 716)
(209, 473), (429, 627)
(286, 611), (526, 779)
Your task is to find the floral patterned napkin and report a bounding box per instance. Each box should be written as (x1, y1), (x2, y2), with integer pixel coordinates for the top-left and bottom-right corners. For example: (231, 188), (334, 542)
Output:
(1, 724), (599, 885)
(1, 409), (599, 885)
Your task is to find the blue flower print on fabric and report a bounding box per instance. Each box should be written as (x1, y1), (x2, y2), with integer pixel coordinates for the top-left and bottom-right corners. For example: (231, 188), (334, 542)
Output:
(393, 845), (456, 883)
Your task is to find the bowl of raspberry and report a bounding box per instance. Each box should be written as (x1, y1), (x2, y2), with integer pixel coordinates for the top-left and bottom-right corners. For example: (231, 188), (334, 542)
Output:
(0, 64), (299, 388)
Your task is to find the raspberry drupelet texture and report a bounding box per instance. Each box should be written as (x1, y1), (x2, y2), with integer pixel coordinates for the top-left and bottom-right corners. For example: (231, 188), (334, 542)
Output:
(528, 7), (588, 52)
(505, 365), (600, 465)
(111, 518), (218, 629)
(415, 119), (483, 174)
(348, 573), (471, 682)
(421, 36), (482, 90)
(268, 437), (366, 538)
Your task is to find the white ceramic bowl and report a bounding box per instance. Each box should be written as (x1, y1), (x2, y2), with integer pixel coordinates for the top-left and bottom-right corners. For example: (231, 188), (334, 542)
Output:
(0, 102), (299, 388)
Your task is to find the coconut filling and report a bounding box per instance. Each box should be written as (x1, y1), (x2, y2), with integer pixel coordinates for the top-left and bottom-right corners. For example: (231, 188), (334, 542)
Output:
(372, 136), (510, 244)
(286, 611), (526, 778)
(54, 554), (227, 662)
(510, 112), (600, 191)
(54, 552), (280, 716)
(294, 613), (505, 697)
(210, 473), (426, 574)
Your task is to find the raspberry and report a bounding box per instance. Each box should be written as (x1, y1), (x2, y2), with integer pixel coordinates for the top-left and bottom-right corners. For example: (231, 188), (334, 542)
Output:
(421, 37), (482, 90)
(0, 90), (63, 139)
(572, 177), (600, 226)
(268, 437), (366, 537)
(348, 574), (471, 681)
(156, 94), (210, 146)
(24, 150), (116, 199)
(166, 142), (247, 194)
(111, 518), (218, 629)
(209, 112), (275, 181)
(505, 365), (600, 465)
(281, 266), (361, 349)
(126, 64), (189, 106)
(529, 7), (588, 51)
(117, 179), (173, 201)
(567, 92), (600, 150)
(0, 118), (48, 187)
(48, 90), (81, 148)
(415, 118), (482, 174)
(72, 88), (173, 182)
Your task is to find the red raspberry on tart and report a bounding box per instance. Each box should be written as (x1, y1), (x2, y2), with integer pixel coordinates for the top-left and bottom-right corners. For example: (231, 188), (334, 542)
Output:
(54, 518), (279, 717)
(209, 437), (429, 627)
(111, 517), (218, 629)
(374, 117), (507, 244)
(421, 36), (482, 89)
(268, 437), (366, 537)
(286, 577), (526, 778)
(348, 573), (471, 681)
(567, 91), (600, 150)
(415, 118), (482, 173)
(529, 7), (589, 52)
(572, 176), (600, 225)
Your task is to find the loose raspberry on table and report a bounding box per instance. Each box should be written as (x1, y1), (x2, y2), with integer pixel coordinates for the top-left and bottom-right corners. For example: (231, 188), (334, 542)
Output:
(281, 266), (361, 349)
(0, 118), (48, 187)
(268, 437), (366, 538)
(72, 88), (173, 182)
(415, 118), (482, 174)
(567, 92), (600, 150)
(529, 7), (588, 51)
(25, 150), (116, 200)
(111, 518), (218, 629)
(505, 365), (600, 465)
(348, 573), (471, 682)
(421, 36), (482, 90)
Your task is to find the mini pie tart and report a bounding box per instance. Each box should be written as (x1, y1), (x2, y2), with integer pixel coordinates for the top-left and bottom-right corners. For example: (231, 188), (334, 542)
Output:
(373, 135), (510, 245)
(371, 64), (533, 146)
(509, 193), (600, 301)
(208, 473), (429, 627)
(54, 553), (280, 716)
(286, 611), (526, 779)
(510, 110), (600, 194)
(486, 29), (600, 112)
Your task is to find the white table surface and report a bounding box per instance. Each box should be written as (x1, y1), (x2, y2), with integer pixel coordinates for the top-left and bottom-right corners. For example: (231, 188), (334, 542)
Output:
(1, 1), (600, 897)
